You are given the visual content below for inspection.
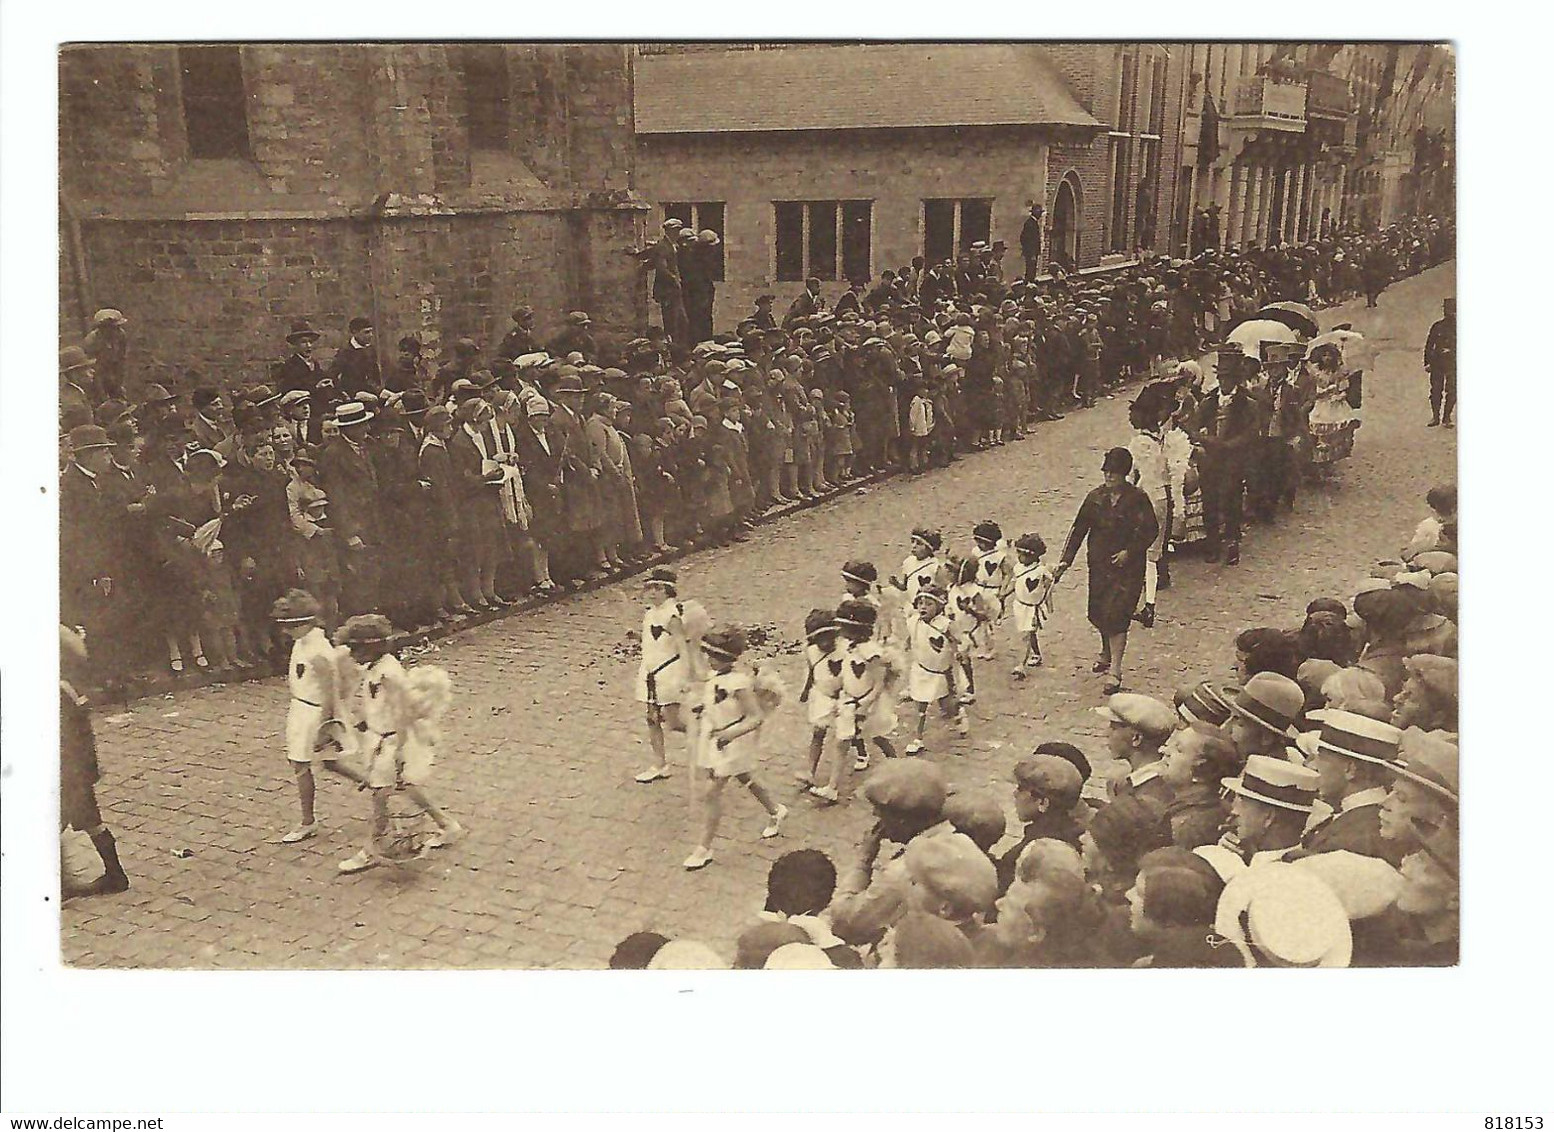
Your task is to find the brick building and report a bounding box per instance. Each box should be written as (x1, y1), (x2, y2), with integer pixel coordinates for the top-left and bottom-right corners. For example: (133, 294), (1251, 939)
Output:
(633, 43), (1188, 329)
(59, 43), (648, 392)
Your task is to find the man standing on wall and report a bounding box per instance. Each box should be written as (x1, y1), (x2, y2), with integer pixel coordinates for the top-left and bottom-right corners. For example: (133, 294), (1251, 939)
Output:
(682, 229), (720, 345)
(1020, 202), (1044, 281)
(630, 218), (689, 346)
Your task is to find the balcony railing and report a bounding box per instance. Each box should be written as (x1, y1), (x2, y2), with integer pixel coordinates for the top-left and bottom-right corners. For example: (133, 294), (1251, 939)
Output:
(1306, 71), (1354, 120)
(1229, 75), (1307, 131)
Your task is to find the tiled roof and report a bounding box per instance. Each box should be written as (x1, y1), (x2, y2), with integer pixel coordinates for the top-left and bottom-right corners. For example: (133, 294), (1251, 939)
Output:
(634, 44), (1102, 135)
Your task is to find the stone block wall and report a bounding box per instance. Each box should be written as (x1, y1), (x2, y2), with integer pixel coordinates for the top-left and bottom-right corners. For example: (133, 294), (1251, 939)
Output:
(59, 42), (648, 391)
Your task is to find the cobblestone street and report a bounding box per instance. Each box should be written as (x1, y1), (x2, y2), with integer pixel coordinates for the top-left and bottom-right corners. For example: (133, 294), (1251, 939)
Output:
(62, 264), (1456, 969)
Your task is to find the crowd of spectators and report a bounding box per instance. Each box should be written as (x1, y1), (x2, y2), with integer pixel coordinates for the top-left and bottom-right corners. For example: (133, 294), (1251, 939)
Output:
(57, 215), (1452, 699)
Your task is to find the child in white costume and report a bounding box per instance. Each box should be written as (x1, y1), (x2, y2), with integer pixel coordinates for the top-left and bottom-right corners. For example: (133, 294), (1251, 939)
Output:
(271, 589), (369, 844)
(633, 567), (707, 785)
(1008, 533), (1056, 677)
(946, 557), (998, 705)
(683, 627), (788, 872)
(810, 599), (902, 803)
(969, 520), (1015, 660)
(902, 585), (969, 755)
(886, 528), (945, 649)
(333, 615), (464, 875)
(797, 608), (844, 789)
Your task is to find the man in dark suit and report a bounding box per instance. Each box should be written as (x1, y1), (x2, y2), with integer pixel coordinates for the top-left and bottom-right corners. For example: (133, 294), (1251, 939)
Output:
(274, 319), (337, 445)
(1186, 351), (1260, 565)
(681, 230), (720, 344)
(497, 306), (541, 361)
(1290, 711), (1403, 864)
(1424, 297), (1455, 428)
(330, 317), (382, 398)
(1019, 203), (1044, 280)
(630, 219), (688, 345)
(783, 277), (824, 329)
(315, 401), (382, 616)
(60, 425), (121, 639)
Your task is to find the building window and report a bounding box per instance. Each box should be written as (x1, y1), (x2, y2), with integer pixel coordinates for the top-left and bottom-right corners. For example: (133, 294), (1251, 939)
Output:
(663, 202), (725, 281)
(459, 45), (511, 151)
(773, 200), (872, 283)
(923, 198), (994, 263)
(179, 45), (250, 160)
(1108, 136), (1132, 253)
(841, 201), (872, 282)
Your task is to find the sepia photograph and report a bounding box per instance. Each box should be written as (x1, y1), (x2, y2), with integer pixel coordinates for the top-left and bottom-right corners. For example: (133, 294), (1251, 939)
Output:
(50, 38), (1459, 973)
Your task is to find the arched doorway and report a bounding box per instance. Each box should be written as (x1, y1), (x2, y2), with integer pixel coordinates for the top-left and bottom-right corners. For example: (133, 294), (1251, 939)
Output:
(1051, 173), (1080, 272)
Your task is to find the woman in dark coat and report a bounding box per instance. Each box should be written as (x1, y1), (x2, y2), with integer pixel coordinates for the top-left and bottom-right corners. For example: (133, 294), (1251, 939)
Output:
(1054, 447), (1159, 693)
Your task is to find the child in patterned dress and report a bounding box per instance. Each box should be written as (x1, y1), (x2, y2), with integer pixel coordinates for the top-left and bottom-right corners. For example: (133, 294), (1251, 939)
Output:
(1008, 533), (1056, 677)
(682, 627), (787, 872)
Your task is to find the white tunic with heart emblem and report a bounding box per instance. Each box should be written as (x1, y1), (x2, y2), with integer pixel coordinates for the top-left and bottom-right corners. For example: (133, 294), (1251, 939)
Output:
(284, 626), (338, 765)
(636, 598), (689, 706)
(905, 610), (958, 703)
(804, 642), (845, 727)
(695, 669), (759, 778)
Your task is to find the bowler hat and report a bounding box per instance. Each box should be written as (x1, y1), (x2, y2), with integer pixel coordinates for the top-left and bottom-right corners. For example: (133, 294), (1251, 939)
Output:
(91, 308), (129, 327)
(861, 759), (947, 816)
(398, 388), (429, 417)
(286, 318), (322, 344)
(60, 346), (94, 373)
(67, 424), (113, 452)
(1221, 754), (1320, 813)
(566, 310), (592, 326)
(1222, 672), (1304, 738)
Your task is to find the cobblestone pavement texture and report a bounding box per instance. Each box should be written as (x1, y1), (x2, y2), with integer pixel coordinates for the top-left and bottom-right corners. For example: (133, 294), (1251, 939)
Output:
(62, 265), (1457, 969)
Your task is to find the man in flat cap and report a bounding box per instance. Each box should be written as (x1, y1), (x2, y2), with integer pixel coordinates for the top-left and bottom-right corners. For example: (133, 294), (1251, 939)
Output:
(82, 308), (130, 402)
(275, 318), (337, 445)
(830, 760), (955, 950)
(630, 219), (688, 345)
(498, 306), (541, 361)
(681, 230), (721, 345)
